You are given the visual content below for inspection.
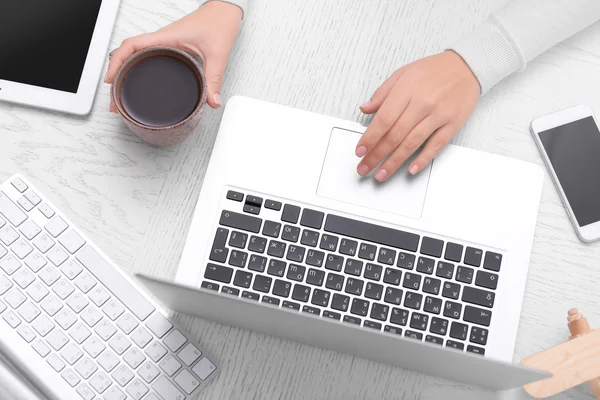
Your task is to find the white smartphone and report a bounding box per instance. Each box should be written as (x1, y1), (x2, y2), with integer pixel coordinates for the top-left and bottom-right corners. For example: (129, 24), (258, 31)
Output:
(531, 104), (600, 242)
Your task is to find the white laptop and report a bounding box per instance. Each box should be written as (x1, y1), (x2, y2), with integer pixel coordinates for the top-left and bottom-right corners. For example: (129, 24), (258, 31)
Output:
(137, 96), (548, 390)
(0, 0), (120, 115)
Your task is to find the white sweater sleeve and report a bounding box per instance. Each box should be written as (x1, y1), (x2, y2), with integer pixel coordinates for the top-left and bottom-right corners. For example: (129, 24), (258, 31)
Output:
(451, 0), (600, 94)
(204, 0), (248, 18)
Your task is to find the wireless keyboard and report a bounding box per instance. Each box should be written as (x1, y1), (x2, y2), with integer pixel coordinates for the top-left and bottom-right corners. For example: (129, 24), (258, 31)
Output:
(0, 175), (218, 400)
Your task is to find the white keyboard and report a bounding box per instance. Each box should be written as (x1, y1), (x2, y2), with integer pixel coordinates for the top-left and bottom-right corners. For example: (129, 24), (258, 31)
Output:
(0, 175), (218, 400)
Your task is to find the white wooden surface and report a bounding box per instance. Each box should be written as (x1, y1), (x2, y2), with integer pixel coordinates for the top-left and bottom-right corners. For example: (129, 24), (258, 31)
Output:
(1, 0), (600, 399)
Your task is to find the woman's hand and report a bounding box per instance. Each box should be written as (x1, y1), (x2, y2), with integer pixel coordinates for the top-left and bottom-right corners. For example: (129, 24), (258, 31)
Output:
(105, 1), (242, 111)
(356, 51), (480, 181)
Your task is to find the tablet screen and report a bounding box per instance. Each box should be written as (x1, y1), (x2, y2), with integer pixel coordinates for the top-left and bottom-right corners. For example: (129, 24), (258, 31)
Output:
(0, 0), (102, 94)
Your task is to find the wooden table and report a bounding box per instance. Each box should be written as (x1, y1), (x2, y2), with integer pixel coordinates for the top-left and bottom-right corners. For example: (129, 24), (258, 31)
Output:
(1, 0), (600, 398)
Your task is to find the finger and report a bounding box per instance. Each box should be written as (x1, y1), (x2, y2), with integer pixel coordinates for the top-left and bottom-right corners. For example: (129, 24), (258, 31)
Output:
(356, 101), (429, 176)
(204, 56), (228, 108)
(407, 123), (459, 175)
(374, 115), (446, 181)
(104, 33), (159, 84)
(109, 100), (118, 114)
(360, 67), (406, 114)
(355, 82), (410, 157)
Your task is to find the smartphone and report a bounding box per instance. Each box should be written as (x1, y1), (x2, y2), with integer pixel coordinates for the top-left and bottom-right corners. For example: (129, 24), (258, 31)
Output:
(531, 104), (600, 242)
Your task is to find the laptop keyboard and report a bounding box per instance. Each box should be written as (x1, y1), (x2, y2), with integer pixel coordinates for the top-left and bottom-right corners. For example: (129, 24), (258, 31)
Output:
(0, 176), (218, 400)
(202, 189), (502, 357)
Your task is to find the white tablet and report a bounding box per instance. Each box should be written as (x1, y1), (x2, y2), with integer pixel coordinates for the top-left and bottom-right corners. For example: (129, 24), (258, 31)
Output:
(0, 0), (120, 115)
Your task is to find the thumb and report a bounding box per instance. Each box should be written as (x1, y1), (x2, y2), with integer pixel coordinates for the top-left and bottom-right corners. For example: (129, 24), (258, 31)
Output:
(204, 56), (227, 108)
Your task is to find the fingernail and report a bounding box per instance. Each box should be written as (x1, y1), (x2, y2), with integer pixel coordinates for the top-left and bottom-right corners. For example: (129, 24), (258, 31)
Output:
(214, 93), (222, 107)
(357, 164), (369, 176)
(375, 169), (387, 182)
(356, 146), (367, 157)
(360, 100), (371, 108)
(409, 164), (420, 175)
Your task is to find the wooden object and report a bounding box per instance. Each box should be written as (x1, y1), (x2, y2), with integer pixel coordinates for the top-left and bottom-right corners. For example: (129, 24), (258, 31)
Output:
(521, 310), (600, 398)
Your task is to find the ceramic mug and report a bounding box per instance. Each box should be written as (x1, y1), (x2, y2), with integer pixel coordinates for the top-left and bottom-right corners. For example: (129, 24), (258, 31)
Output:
(110, 46), (208, 147)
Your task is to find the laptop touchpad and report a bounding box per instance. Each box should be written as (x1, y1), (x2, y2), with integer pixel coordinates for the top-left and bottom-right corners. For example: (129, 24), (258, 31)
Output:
(317, 128), (431, 219)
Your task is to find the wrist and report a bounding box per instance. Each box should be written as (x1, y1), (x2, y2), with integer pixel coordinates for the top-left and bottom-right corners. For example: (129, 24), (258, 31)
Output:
(202, 0), (245, 19)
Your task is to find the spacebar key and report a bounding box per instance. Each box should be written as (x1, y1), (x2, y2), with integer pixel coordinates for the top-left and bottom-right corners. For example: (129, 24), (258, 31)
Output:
(76, 246), (156, 321)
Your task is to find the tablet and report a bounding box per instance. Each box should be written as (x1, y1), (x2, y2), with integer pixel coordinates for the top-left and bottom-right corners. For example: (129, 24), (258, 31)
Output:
(0, 0), (120, 115)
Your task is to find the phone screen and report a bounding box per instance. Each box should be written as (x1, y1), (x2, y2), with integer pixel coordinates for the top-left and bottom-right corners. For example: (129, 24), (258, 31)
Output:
(539, 116), (600, 227)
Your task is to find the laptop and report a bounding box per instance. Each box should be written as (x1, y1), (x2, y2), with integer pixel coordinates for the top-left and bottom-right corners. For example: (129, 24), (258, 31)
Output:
(137, 96), (548, 390)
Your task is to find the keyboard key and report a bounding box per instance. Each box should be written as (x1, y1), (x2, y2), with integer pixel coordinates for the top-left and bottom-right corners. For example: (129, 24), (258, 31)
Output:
(302, 305), (320, 315)
(0, 244), (7, 260)
(158, 355), (182, 377)
(145, 341), (167, 362)
(325, 214), (420, 252)
(300, 209), (324, 229)
(46, 330), (69, 351)
(61, 260), (82, 280)
(311, 288), (330, 307)
(233, 270), (253, 289)
(462, 286), (495, 308)
(325, 273), (344, 291)
(248, 255), (267, 272)
(19, 220), (41, 240)
(38, 203), (55, 219)
(286, 245), (305, 262)
(11, 178), (28, 193)
(83, 336), (106, 358)
(444, 301), (462, 319)
(424, 296), (442, 314)
(89, 286), (110, 307)
(17, 324), (36, 342)
(262, 221), (281, 238)
(365, 282), (383, 300)
(209, 228), (228, 263)
(58, 230), (85, 254)
(24, 190), (41, 206)
(323, 310), (341, 320)
(384, 325), (403, 335)
(90, 371), (112, 393)
(0, 192), (27, 226)
(331, 293), (350, 312)
(17, 301), (40, 322)
(5, 288), (26, 308)
(377, 248), (396, 265)
(192, 357), (217, 380)
(74, 273), (97, 294)
(145, 313), (172, 338)
(370, 303), (389, 321)
(344, 259), (363, 276)
(339, 239), (358, 256)
(286, 263), (305, 282)
(201, 281), (219, 292)
(123, 347), (146, 369)
(422, 277), (441, 295)
(282, 225), (301, 243)
(425, 335), (444, 346)
(131, 327), (153, 348)
(403, 292), (422, 310)
(204, 263), (233, 284)
(273, 279), (292, 297)
(248, 235), (267, 253)
(281, 204), (301, 224)
(0, 227), (19, 248)
(243, 203), (258, 215)
(117, 313), (139, 334)
(53, 279), (75, 300)
(45, 217), (69, 238)
(442, 282), (461, 300)
(39, 266), (60, 286)
(410, 312), (429, 331)
(467, 345), (485, 356)
(351, 298), (369, 317)
(32, 233), (54, 254)
(358, 243), (376, 261)
(229, 250), (248, 267)
(67, 292), (90, 313)
(325, 254), (344, 272)
(416, 257), (435, 275)
(47, 353), (66, 372)
(405, 330), (423, 340)
(430, 317), (449, 336)
(306, 268), (325, 286)
(464, 306), (492, 327)
(103, 299), (125, 321)
(77, 384), (96, 400)
(138, 361), (160, 383)
(470, 326), (489, 345)
(13, 268), (35, 289)
(282, 300), (300, 310)
(484, 252), (502, 272)
(450, 322), (469, 341)
(343, 315), (361, 325)
(219, 210), (261, 233)
(402, 272), (421, 291)
(253, 275), (272, 293)
(0, 274), (11, 295)
(62, 368), (81, 387)
(220, 286), (238, 296)
(420, 237), (443, 258)
(55, 308), (77, 330)
(0, 254), (20, 275)
(444, 243), (463, 262)
(436, 261), (454, 279)
(75, 357), (98, 380)
(383, 268), (401, 286)
(178, 343), (202, 366)
(60, 343), (83, 365)
(32, 339), (51, 357)
(364, 263), (382, 281)
(344, 277), (364, 296)
(17, 196), (34, 212)
(384, 287), (403, 305)
(300, 229), (319, 247)
(267, 240), (286, 258)
(174, 369), (200, 395)
(12, 238), (33, 259)
(475, 270), (499, 290)
(397, 252), (415, 270)
(456, 266), (474, 284)
(319, 234), (338, 252)
(265, 199), (282, 211)
(305, 249), (324, 267)
(292, 284), (311, 302)
(24, 252), (46, 273)
(446, 340), (465, 350)
(364, 320), (382, 330)
(228, 231), (248, 249)
(69, 322), (92, 344)
(226, 190), (244, 202)
(464, 247), (483, 267)
(76, 246), (156, 321)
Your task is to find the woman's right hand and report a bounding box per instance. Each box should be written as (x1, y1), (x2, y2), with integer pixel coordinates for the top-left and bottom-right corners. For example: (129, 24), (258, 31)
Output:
(105, 1), (243, 111)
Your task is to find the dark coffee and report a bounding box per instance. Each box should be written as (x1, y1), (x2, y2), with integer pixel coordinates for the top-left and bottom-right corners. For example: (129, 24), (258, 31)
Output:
(120, 56), (201, 127)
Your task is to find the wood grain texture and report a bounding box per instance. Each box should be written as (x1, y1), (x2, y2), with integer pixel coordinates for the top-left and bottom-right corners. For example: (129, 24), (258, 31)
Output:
(1, 0), (600, 399)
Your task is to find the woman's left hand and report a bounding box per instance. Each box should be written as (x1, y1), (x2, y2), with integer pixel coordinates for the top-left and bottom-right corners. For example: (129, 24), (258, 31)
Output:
(355, 51), (480, 181)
